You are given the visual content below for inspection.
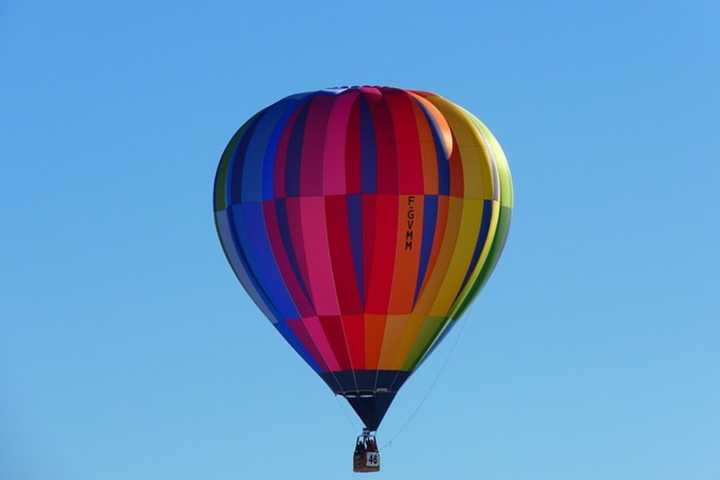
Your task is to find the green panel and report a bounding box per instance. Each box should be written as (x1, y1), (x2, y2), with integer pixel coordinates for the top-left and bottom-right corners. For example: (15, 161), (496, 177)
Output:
(402, 316), (449, 371)
(466, 113), (513, 209)
(402, 111), (514, 372)
(408, 205), (512, 371)
(450, 205), (512, 321)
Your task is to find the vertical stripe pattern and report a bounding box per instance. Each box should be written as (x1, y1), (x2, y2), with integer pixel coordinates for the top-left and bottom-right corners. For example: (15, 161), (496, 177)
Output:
(213, 86), (513, 428)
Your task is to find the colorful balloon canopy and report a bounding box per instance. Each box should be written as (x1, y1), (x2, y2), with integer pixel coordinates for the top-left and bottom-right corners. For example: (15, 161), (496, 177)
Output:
(213, 86), (513, 430)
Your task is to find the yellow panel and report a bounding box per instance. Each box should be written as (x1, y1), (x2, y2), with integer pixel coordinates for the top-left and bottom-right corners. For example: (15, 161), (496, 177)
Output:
(423, 95), (497, 201)
(429, 198), (485, 316)
(377, 314), (410, 370)
(448, 200), (500, 318)
(411, 196), (464, 315)
(391, 312), (428, 369)
(401, 315), (448, 370)
(469, 114), (514, 208)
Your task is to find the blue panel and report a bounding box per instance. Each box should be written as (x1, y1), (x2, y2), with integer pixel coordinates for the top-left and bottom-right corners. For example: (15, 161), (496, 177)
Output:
(413, 194), (438, 306)
(273, 321), (322, 373)
(241, 101), (297, 202)
(232, 203), (300, 321)
(228, 114), (263, 205)
(261, 94), (313, 200)
(216, 209), (280, 324)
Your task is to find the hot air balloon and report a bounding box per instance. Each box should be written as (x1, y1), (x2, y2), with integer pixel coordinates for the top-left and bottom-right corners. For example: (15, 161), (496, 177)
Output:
(213, 86), (512, 472)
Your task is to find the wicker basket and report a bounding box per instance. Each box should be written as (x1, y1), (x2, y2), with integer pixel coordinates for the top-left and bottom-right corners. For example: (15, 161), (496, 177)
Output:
(353, 451), (380, 473)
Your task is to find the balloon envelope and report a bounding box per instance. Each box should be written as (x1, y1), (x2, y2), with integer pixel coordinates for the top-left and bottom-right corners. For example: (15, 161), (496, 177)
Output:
(214, 86), (512, 430)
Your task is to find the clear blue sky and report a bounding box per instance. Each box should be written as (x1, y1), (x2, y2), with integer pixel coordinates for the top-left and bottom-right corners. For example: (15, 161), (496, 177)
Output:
(2, 0), (718, 478)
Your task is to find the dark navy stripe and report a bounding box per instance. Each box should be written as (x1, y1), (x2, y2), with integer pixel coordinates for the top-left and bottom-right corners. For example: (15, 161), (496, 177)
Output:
(416, 101), (450, 195)
(347, 193), (365, 305)
(228, 113), (263, 205)
(284, 100), (312, 197)
(453, 199), (494, 301)
(320, 370), (409, 394)
(359, 95), (377, 194)
(262, 96), (310, 200)
(274, 198), (314, 307)
(413, 194), (438, 306)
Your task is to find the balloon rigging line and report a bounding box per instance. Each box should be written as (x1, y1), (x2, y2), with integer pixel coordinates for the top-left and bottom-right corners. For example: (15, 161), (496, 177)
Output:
(334, 392), (359, 433)
(380, 313), (471, 450)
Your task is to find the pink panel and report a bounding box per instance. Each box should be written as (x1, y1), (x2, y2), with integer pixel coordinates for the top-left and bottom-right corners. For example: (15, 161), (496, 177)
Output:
(302, 316), (340, 371)
(323, 90), (359, 195)
(299, 196), (341, 315)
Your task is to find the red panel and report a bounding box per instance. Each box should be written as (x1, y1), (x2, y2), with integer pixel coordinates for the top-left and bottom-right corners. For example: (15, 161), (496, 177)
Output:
(386, 90), (423, 194)
(345, 99), (362, 194)
(284, 197), (314, 312)
(364, 195), (399, 313)
(300, 95), (333, 196)
(325, 196), (362, 315)
(287, 319), (329, 371)
(364, 314), (386, 370)
(448, 131), (464, 197)
(366, 91), (399, 194)
(342, 314), (365, 368)
(318, 315), (351, 370)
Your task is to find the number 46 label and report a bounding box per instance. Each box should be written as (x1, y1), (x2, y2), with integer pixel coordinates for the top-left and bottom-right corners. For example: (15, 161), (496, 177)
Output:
(366, 452), (379, 467)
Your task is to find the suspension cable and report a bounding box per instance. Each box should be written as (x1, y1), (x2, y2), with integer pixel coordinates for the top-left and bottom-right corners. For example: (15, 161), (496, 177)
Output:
(333, 393), (358, 433)
(380, 314), (471, 450)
